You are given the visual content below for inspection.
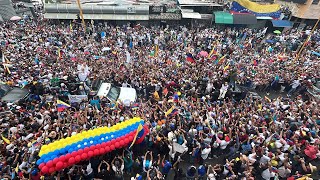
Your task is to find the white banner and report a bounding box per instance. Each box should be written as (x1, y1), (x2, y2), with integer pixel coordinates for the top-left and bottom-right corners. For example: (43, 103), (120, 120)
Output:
(68, 95), (88, 103)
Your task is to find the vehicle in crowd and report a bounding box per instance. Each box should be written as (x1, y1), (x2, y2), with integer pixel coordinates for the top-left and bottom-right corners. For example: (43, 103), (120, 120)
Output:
(97, 83), (137, 106)
(0, 82), (29, 102)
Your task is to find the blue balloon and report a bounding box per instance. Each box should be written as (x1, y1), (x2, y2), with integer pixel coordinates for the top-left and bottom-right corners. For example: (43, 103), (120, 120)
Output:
(36, 159), (43, 165)
(44, 158), (50, 163)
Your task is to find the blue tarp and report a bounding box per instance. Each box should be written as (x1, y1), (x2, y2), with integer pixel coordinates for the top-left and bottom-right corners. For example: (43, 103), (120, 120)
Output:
(271, 20), (293, 28)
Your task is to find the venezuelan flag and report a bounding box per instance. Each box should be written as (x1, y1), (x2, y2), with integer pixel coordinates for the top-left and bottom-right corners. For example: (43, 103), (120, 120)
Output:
(131, 103), (139, 110)
(129, 124), (144, 149)
(165, 106), (179, 117)
(186, 53), (196, 63)
(56, 99), (71, 112)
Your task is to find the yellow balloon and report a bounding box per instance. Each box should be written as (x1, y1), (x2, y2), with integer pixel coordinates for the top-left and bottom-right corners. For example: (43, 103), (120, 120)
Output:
(177, 92), (181, 96)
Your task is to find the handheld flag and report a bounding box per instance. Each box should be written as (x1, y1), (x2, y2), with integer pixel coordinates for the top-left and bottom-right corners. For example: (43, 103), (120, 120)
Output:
(218, 55), (226, 64)
(129, 124), (143, 149)
(165, 106), (178, 117)
(186, 53), (196, 63)
(208, 45), (218, 58)
(57, 100), (71, 112)
(1, 135), (10, 144)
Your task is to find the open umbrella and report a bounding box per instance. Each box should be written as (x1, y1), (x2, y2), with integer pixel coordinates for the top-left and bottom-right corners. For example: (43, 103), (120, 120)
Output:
(10, 16), (22, 21)
(199, 51), (208, 57)
(273, 30), (281, 34)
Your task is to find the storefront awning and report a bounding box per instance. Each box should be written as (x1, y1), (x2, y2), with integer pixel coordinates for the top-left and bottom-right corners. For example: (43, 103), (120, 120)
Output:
(44, 13), (149, 20)
(271, 20), (293, 28)
(233, 14), (257, 24)
(181, 12), (202, 19)
(214, 11), (233, 24)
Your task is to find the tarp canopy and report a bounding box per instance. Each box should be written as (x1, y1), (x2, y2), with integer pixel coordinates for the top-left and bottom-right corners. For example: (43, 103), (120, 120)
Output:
(233, 14), (257, 24)
(271, 20), (293, 28)
(214, 11), (233, 24)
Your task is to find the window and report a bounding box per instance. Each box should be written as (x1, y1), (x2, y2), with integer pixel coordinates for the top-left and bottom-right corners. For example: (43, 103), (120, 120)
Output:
(312, 0), (319, 4)
(107, 86), (120, 102)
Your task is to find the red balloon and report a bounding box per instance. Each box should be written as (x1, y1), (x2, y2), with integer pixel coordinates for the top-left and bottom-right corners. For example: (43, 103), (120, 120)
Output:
(56, 161), (63, 170)
(75, 155), (81, 162)
(110, 145), (115, 150)
(78, 149), (84, 154)
(96, 144), (101, 149)
(105, 146), (110, 152)
(48, 167), (55, 174)
(99, 148), (105, 154)
(41, 166), (49, 174)
(101, 142), (107, 147)
(84, 147), (90, 153)
(128, 136), (133, 141)
(88, 151), (94, 158)
(115, 142), (120, 148)
(68, 157), (75, 164)
(110, 139), (116, 145)
(120, 140), (125, 146)
(94, 149), (99, 156)
(89, 146), (96, 152)
(59, 155), (66, 162)
(46, 160), (54, 168)
(106, 141), (111, 146)
(53, 158), (59, 165)
(65, 154), (72, 160)
(39, 163), (45, 169)
(71, 151), (78, 157)
(63, 162), (68, 169)
(81, 153), (88, 160)
(124, 138), (130, 144)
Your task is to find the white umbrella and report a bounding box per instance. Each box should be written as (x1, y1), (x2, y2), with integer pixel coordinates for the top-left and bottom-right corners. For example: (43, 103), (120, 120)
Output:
(10, 16), (22, 21)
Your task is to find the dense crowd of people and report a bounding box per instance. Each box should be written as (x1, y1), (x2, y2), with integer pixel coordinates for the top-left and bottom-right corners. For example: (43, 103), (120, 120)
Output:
(0, 12), (320, 180)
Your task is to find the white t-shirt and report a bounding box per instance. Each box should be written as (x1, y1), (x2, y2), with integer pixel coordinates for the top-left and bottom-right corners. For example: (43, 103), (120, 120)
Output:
(220, 140), (229, 150)
(201, 148), (211, 160)
(261, 168), (275, 180)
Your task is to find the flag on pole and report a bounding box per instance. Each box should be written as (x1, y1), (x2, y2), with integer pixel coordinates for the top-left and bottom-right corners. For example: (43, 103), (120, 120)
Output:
(1, 135), (10, 144)
(129, 124), (143, 149)
(56, 99), (71, 112)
